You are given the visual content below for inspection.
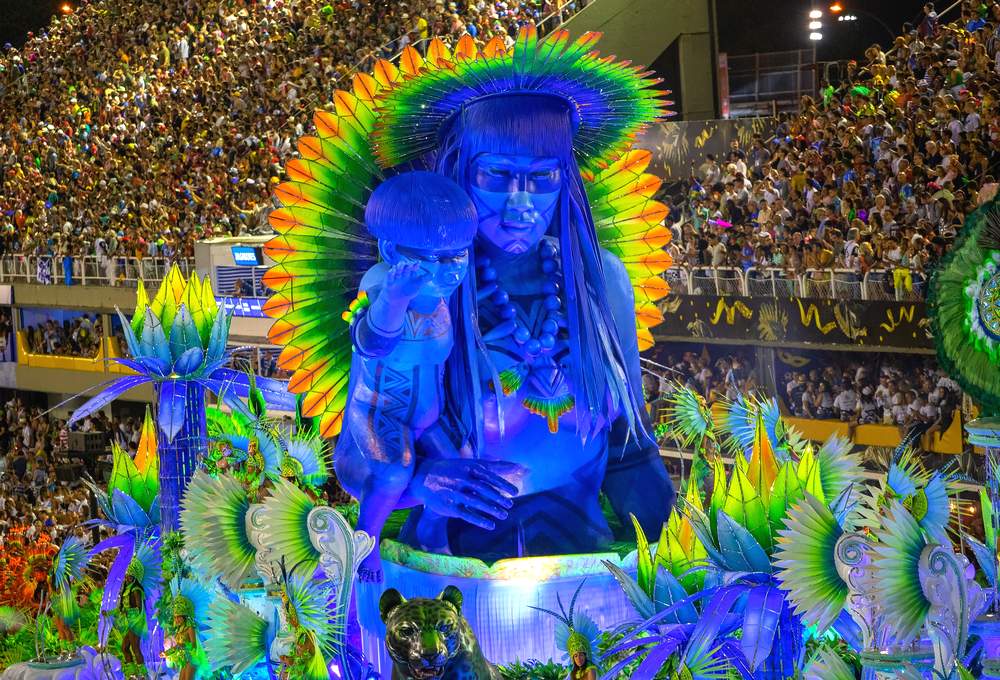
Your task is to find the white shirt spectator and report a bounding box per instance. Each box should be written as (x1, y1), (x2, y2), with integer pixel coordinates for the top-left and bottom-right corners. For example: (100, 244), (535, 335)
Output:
(833, 388), (858, 414)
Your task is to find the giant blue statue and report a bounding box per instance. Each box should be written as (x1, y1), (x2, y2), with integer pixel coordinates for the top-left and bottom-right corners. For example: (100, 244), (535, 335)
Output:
(263, 26), (676, 581)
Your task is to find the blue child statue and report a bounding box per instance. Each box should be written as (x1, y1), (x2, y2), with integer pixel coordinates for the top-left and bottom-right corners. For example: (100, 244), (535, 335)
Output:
(345, 171), (520, 582)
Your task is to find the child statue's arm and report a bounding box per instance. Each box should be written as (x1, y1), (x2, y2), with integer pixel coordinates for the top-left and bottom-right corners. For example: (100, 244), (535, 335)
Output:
(353, 262), (430, 358)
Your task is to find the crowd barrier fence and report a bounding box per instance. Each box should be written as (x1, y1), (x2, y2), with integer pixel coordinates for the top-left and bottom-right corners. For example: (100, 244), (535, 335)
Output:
(667, 266), (929, 301)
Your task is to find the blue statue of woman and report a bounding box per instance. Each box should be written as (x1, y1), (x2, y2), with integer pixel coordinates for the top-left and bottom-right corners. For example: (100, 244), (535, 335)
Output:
(266, 28), (676, 574)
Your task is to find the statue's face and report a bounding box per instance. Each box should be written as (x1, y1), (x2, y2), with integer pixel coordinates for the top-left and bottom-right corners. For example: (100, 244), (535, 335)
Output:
(469, 153), (561, 255)
(393, 244), (470, 297)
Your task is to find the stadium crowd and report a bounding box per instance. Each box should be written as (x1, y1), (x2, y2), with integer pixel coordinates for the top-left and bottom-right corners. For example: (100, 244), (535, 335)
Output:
(644, 346), (760, 407)
(21, 314), (103, 358)
(0, 0), (584, 272)
(0, 396), (126, 550)
(672, 0), (1000, 293)
(782, 354), (962, 431)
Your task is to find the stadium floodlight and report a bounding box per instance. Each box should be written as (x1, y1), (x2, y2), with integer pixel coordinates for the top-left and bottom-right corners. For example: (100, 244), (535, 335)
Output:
(809, 20), (823, 30)
(809, 32), (823, 40)
(809, 9), (823, 18)
(60, 2), (73, 13)
(829, 2), (844, 13)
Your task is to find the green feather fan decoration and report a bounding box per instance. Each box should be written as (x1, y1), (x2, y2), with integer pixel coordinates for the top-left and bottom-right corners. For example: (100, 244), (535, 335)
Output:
(803, 648), (856, 680)
(180, 470), (257, 589)
(204, 597), (271, 675)
(774, 494), (848, 633)
(259, 478), (321, 575)
(870, 501), (931, 644)
(928, 201), (1000, 413)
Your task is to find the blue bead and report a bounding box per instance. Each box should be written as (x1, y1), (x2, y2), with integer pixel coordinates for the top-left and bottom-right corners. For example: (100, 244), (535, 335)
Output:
(541, 319), (559, 335)
(542, 280), (560, 294)
(544, 295), (561, 311)
(491, 289), (510, 305)
(525, 339), (542, 356)
(540, 241), (557, 257)
(513, 326), (531, 344)
(540, 259), (556, 274)
(480, 267), (497, 282)
(500, 304), (517, 319)
(539, 333), (556, 349)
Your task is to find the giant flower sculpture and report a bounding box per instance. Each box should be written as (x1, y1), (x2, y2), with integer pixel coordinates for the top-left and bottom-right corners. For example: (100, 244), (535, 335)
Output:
(69, 265), (295, 531)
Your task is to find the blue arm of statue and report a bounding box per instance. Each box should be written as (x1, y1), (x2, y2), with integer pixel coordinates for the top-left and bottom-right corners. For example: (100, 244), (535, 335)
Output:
(599, 250), (676, 537)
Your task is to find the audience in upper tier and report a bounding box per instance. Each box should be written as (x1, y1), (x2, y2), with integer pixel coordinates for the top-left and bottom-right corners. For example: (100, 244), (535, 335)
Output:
(0, 0), (585, 267)
(671, 0), (1000, 291)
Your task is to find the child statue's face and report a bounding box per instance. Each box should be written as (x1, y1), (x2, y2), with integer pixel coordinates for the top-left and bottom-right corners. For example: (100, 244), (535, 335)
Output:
(469, 153), (561, 255)
(393, 243), (470, 297)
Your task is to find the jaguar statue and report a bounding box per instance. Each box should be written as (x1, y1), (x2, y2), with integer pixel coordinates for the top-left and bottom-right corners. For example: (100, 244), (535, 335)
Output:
(380, 586), (500, 680)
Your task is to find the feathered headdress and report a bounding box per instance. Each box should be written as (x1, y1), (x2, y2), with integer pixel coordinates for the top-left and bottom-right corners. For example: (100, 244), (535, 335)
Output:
(371, 27), (672, 173)
(529, 581), (600, 663)
(264, 26), (675, 437)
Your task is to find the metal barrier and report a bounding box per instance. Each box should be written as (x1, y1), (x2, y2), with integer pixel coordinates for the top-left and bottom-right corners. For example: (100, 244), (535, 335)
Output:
(669, 265), (930, 301)
(688, 267), (747, 296)
(746, 267), (801, 297)
(0, 256), (194, 288)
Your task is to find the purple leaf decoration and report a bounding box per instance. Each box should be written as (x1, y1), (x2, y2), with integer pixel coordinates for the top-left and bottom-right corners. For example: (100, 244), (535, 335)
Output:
(634, 635), (685, 678)
(740, 585), (784, 671)
(69, 375), (151, 427)
(91, 533), (135, 646)
(169, 304), (200, 362)
(716, 639), (755, 679)
(140, 308), (171, 366)
(112, 356), (170, 377)
(174, 346), (205, 377)
(653, 567), (699, 624)
(199, 378), (255, 421)
(686, 584), (749, 666)
(157, 380), (187, 442)
(110, 489), (154, 530)
(716, 511), (771, 573)
(116, 309), (142, 358)
(209, 367), (297, 411)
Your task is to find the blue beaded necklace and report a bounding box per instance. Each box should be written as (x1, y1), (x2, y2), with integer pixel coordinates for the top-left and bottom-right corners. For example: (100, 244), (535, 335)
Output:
(477, 241), (574, 433)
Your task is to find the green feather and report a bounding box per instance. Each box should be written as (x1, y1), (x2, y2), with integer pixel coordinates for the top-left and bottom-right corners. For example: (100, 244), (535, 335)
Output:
(774, 494), (849, 632)
(870, 501), (931, 643)
(259, 478), (320, 575)
(803, 648), (856, 680)
(180, 471), (257, 589)
(204, 597), (270, 674)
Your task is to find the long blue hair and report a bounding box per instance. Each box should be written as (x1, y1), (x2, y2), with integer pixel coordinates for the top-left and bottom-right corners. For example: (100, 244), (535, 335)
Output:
(428, 94), (653, 450)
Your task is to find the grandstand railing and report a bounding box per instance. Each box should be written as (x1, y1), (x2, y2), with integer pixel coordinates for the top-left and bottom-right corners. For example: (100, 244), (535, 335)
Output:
(0, 255), (194, 288)
(666, 266), (929, 300)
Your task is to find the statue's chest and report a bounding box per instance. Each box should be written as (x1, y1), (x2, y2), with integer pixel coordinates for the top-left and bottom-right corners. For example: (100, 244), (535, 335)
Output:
(479, 293), (576, 433)
(388, 300), (454, 365)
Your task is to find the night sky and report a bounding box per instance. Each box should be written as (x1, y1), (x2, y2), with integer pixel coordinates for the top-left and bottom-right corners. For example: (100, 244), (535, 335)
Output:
(0, 0), (940, 65)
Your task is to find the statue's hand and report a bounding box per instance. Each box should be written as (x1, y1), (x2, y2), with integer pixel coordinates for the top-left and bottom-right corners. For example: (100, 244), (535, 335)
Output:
(383, 261), (430, 302)
(411, 459), (523, 530)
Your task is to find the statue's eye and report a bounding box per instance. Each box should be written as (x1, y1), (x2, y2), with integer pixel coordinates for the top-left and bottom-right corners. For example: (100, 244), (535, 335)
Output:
(487, 167), (512, 178)
(398, 623), (418, 636)
(531, 170), (555, 180)
(436, 622), (453, 635)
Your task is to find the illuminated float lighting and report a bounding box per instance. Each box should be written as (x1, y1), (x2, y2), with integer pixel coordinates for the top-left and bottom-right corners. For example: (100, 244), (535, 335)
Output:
(809, 32), (823, 40)
(809, 9), (823, 18)
(809, 20), (823, 29)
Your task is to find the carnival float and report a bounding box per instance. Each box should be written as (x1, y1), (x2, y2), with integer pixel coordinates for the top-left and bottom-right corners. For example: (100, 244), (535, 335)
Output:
(4, 24), (1000, 680)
